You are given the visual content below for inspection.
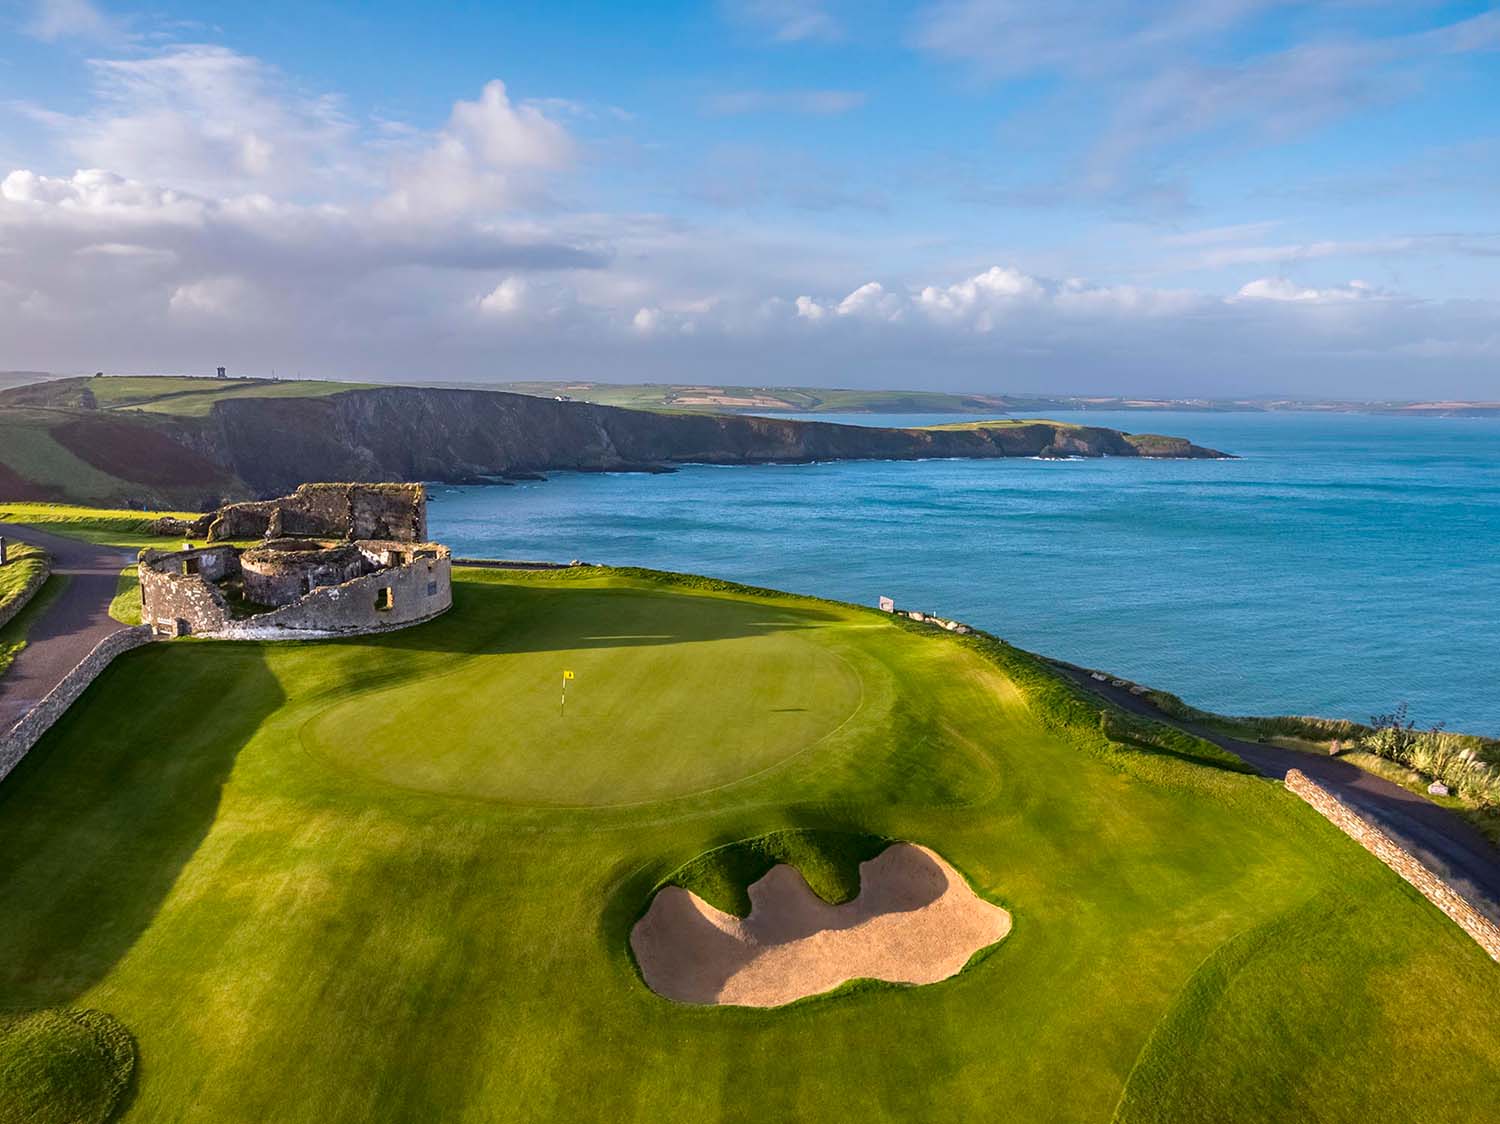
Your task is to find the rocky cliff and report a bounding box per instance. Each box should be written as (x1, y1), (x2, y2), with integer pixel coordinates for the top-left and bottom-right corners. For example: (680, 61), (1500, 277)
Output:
(197, 387), (1227, 495)
(0, 384), (1229, 505)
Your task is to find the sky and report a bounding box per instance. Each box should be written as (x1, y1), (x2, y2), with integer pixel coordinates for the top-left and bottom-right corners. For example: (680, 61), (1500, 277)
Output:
(0, 0), (1497, 399)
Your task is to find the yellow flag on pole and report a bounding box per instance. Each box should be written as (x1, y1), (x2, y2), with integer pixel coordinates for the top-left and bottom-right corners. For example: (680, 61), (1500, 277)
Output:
(563, 670), (575, 681)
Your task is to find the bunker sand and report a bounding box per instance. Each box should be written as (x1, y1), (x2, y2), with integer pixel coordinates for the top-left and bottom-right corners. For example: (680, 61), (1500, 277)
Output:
(631, 843), (1011, 1007)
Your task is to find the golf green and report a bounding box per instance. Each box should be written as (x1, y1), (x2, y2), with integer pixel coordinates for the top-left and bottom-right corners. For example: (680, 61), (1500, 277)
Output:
(302, 589), (863, 804)
(0, 566), (1496, 1124)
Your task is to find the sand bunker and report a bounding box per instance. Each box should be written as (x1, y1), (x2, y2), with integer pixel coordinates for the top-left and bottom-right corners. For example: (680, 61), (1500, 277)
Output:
(630, 843), (1011, 1007)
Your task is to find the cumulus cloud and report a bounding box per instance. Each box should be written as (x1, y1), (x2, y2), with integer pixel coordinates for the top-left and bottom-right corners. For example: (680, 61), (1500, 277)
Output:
(382, 80), (575, 219)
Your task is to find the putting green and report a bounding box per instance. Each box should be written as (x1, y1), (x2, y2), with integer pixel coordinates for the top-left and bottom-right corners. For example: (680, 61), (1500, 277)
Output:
(301, 587), (864, 804)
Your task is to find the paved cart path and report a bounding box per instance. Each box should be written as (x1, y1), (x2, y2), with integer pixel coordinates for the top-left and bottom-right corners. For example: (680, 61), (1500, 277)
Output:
(0, 522), (134, 734)
(1056, 663), (1500, 927)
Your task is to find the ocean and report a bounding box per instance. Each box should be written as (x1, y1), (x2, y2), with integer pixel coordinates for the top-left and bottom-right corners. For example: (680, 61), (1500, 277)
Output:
(427, 410), (1500, 736)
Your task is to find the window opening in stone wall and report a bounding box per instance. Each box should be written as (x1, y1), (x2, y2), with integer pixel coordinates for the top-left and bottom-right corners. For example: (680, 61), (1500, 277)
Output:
(183, 557), (200, 575)
(427, 581), (438, 596)
(376, 587), (394, 611)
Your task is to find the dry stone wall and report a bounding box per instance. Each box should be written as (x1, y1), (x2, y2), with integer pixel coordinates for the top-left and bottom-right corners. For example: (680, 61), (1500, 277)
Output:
(1285, 769), (1500, 962)
(0, 626), (153, 783)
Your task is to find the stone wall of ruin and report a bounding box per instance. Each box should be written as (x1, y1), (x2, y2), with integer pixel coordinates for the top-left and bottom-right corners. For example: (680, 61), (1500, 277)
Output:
(139, 546), (241, 636)
(240, 542), (363, 607)
(0, 626), (154, 784)
(138, 543), (450, 639)
(1285, 769), (1500, 962)
(217, 553), (450, 637)
(204, 483), (427, 543)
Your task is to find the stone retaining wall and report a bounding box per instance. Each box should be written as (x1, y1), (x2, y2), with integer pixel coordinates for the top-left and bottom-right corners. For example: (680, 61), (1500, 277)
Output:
(1285, 769), (1500, 962)
(0, 549), (51, 632)
(0, 626), (154, 784)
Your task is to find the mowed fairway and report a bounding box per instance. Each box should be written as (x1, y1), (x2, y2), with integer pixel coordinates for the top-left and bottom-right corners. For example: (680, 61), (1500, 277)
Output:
(0, 567), (1497, 1123)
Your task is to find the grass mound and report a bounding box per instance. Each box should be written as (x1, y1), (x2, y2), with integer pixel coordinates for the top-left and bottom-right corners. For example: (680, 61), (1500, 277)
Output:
(660, 829), (894, 917)
(0, 1008), (135, 1124)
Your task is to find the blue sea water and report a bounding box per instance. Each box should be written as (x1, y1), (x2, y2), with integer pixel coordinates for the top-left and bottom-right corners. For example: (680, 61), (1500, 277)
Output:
(428, 410), (1500, 735)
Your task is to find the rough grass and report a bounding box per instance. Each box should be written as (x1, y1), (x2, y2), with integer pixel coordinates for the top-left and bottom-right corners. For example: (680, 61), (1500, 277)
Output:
(661, 830), (894, 916)
(109, 569), (142, 626)
(0, 1008), (135, 1124)
(0, 540), (47, 615)
(0, 567), (1496, 1123)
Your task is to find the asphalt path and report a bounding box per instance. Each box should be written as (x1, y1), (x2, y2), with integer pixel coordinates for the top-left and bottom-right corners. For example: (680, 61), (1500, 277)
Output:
(1055, 662), (1500, 927)
(0, 522), (134, 734)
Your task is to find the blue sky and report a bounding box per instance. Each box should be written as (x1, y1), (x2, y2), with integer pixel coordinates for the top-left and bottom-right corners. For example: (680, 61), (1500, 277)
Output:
(1, 0), (1497, 398)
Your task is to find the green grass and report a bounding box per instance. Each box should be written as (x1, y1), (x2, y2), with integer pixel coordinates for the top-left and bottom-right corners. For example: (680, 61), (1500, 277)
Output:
(109, 568), (142, 626)
(0, 1009), (134, 1124)
(659, 829), (894, 916)
(0, 540), (47, 615)
(493, 381), (1019, 414)
(0, 416), (131, 501)
(0, 567), (1496, 1123)
(0, 503), (203, 550)
(2, 375), (368, 416)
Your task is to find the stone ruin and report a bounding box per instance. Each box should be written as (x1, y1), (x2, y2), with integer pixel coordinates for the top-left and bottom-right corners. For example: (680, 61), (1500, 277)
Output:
(151, 482), (428, 545)
(138, 482), (451, 639)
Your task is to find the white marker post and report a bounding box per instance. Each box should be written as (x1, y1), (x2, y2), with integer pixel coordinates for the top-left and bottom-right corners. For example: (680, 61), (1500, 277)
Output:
(561, 669), (575, 716)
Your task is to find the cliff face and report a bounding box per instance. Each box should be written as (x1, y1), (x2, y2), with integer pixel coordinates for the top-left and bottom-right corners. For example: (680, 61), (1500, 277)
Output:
(199, 387), (1228, 495)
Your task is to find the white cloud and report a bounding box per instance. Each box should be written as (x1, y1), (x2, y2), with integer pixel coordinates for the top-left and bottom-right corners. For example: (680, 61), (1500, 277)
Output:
(632, 306), (662, 333)
(477, 277), (528, 315)
(24, 0), (124, 44)
(39, 46), (354, 195)
(1236, 278), (1378, 302)
(168, 276), (255, 317)
(382, 80), (575, 219)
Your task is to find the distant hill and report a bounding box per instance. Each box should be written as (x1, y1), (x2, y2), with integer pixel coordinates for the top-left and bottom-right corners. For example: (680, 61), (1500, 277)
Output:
(0, 375), (1226, 507)
(493, 380), (1500, 417)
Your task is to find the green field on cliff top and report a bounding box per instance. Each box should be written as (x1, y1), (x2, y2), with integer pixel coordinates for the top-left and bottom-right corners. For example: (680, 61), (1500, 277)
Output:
(1, 565), (1498, 1123)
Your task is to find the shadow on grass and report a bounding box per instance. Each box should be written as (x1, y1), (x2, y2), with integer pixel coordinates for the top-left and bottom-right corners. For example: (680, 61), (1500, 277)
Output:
(334, 579), (848, 660)
(0, 641), (281, 1013)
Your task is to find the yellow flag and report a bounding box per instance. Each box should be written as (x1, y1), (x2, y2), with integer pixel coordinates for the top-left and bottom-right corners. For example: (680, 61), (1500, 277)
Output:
(563, 670), (575, 681)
